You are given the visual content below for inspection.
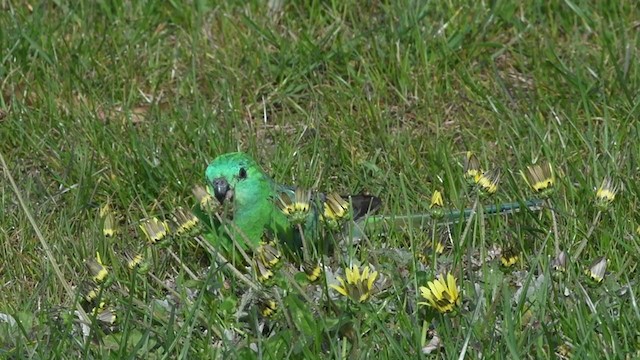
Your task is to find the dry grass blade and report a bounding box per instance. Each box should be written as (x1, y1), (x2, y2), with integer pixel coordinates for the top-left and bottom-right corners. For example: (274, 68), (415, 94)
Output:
(0, 151), (91, 326)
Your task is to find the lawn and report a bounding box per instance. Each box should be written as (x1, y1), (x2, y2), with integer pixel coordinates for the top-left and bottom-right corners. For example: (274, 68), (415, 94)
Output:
(1, 1), (639, 358)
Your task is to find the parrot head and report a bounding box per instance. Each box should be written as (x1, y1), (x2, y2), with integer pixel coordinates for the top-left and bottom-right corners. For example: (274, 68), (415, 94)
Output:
(205, 152), (272, 209)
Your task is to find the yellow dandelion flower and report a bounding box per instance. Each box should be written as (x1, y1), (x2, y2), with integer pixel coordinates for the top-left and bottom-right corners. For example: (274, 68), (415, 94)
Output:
(139, 217), (170, 244)
(192, 185), (217, 212)
(86, 252), (109, 283)
(585, 256), (607, 283)
(123, 251), (145, 270)
(522, 162), (555, 197)
(463, 152), (482, 185)
(322, 192), (351, 230)
(419, 273), (461, 314)
(91, 302), (116, 324)
(500, 248), (519, 268)
(257, 241), (281, 268)
(100, 204), (117, 237)
(418, 238), (446, 264)
(302, 261), (323, 282)
(433, 226), (451, 254)
(429, 190), (445, 219)
(552, 251), (568, 273)
(277, 188), (311, 225)
(324, 193), (350, 220)
(81, 282), (101, 302)
(429, 190), (443, 208)
(595, 177), (617, 209)
(259, 299), (278, 318)
(330, 264), (378, 303)
(555, 343), (572, 359)
(433, 238), (445, 254)
(477, 168), (501, 195)
(171, 207), (200, 236)
(255, 258), (274, 283)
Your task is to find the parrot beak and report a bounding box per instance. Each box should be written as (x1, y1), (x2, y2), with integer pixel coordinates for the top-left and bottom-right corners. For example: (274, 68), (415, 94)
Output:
(211, 177), (231, 204)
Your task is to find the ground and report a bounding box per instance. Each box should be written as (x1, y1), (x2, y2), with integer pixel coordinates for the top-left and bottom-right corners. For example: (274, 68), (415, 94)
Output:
(1, 1), (639, 358)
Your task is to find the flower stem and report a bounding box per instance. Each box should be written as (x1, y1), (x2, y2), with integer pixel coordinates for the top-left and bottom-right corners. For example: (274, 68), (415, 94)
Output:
(574, 210), (601, 260)
(549, 200), (560, 254)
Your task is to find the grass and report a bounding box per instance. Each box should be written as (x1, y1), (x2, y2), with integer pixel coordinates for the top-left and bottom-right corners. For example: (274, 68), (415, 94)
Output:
(1, 0), (639, 358)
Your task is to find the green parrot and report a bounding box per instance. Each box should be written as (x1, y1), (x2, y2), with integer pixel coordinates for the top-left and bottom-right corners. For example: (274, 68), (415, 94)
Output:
(202, 152), (302, 253)
(201, 152), (542, 259)
(201, 152), (379, 258)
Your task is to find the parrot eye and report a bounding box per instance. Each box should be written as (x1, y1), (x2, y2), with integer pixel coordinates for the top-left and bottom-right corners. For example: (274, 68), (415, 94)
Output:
(238, 167), (247, 180)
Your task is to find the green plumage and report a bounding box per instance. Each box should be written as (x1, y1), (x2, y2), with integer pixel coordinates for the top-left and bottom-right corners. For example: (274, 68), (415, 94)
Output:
(202, 153), (292, 251)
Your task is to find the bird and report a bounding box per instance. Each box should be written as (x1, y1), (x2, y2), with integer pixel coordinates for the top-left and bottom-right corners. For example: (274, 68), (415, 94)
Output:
(200, 152), (542, 261)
